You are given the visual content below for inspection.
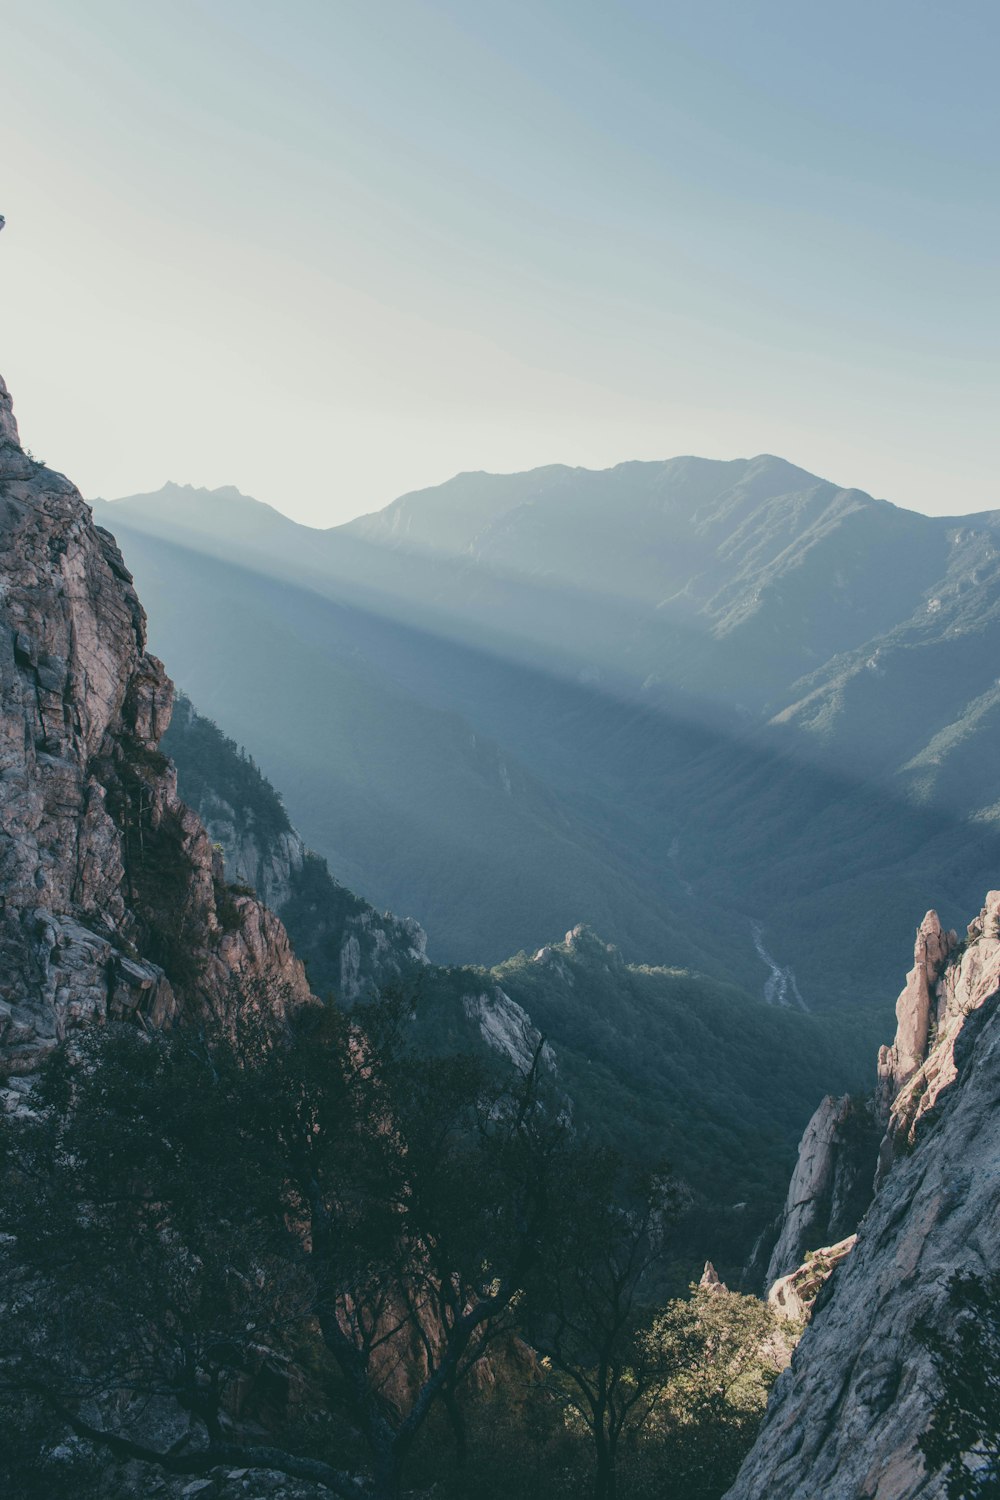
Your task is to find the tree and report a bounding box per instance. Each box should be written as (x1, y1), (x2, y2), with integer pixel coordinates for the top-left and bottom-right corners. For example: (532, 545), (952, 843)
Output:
(917, 1271), (1000, 1499)
(525, 1151), (681, 1500)
(0, 997), (564, 1500)
(641, 1281), (783, 1500)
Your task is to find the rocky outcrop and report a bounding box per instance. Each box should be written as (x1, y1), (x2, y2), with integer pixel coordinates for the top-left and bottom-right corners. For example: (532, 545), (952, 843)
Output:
(758, 1089), (879, 1288)
(462, 987), (555, 1074)
(767, 1234), (856, 1326)
(0, 374), (314, 1084)
(876, 910), (958, 1114)
(0, 378), (19, 446)
(332, 906), (428, 1003)
(765, 1093), (852, 1283)
(700, 1261), (726, 1293)
(200, 793), (304, 912)
(876, 896), (1000, 1182)
(725, 891), (1000, 1499)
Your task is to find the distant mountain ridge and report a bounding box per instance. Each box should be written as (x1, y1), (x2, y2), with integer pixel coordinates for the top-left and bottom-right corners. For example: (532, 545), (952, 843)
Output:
(101, 456), (998, 719)
(92, 454), (1000, 1055)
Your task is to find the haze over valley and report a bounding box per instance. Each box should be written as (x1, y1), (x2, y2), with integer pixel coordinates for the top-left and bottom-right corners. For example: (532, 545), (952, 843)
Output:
(4, 3), (999, 1495)
(95, 455), (1000, 1067)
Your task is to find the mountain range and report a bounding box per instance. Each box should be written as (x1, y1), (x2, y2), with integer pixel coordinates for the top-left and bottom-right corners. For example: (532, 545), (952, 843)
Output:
(92, 458), (1000, 1071)
(6, 364), (1000, 1496)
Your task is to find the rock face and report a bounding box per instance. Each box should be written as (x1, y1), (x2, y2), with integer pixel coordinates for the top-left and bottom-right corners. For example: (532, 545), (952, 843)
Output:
(0, 374), (314, 1084)
(757, 1086), (879, 1290)
(462, 987), (555, 1074)
(765, 1093), (853, 1283)
(725, 892), (1000, 1500)
(876, 910), (958, 1114)
(876, 899), (998, 1182)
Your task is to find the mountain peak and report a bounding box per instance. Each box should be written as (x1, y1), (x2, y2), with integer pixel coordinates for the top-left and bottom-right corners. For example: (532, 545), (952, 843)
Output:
(159, 480), (258, 503)
(99, 479), (296, 536)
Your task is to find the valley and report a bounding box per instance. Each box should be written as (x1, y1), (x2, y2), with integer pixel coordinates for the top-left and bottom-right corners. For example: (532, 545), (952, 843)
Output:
(93, 459), (1000, 1061)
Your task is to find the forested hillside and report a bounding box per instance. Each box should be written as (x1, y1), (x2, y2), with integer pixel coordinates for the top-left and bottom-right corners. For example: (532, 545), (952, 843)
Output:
(165, 697), (863, 1273)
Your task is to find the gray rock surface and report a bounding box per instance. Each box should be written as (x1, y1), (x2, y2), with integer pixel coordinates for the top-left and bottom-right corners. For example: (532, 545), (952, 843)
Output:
(876, 895), (1000, 1185)
(462, 986), (555, 1073)
(332, 904), (428, 1003)
(0, 373), (314, 1087)
(765, 1092), (852, 1284)
(726, 890), (1000, 1499)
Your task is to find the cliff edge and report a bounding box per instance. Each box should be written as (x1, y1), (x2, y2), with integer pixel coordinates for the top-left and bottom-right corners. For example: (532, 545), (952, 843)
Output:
(727, 892), (1000, 1498)
(0, 374), (313, 1090)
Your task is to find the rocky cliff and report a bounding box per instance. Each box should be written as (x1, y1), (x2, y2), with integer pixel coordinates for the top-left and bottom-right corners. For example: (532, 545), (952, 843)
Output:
(758, 1087), (880, 1288)
(726, 892), (1000, 1498)
(0, 374), (314, 1093)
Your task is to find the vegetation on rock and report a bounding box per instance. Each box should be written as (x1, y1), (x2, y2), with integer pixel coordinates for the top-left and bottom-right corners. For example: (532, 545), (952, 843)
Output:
(0, 995), (782, 1500)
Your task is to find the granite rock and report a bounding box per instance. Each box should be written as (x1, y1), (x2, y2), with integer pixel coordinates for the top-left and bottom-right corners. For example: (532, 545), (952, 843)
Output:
(0, 373), (314, 1086)
(726, 890), (1000, 1499)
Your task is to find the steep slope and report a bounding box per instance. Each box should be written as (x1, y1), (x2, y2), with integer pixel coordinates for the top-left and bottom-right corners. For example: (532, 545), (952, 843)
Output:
(92, 487), (1000, 1052)
(162, 695), (431, 1003)
(0, 375), (314, 1091)
(727, 891), (1000, 1498)
(162, 698), (864, 1270)
(776, 524), (1000, 817)
(346, 455), (951, 709)
(92, 511), (719, 973)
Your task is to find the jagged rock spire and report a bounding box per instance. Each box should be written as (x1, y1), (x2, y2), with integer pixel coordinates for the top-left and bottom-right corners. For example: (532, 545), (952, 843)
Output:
(876, 909), (957, 1112)
(729, 888), (1000, 1497)
(764, 1093), (853, 1285)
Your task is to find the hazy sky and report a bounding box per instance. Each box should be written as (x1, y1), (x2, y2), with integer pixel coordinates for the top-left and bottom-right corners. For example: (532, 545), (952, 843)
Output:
(3, 0), (997, 524)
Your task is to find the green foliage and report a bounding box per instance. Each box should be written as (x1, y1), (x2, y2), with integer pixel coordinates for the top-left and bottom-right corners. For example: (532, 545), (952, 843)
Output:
(0, 998), (795, 1500)
(524, 1154), (683, 1500)
(489, 933), (862, 1274)
(641, 1283), (783, 1497)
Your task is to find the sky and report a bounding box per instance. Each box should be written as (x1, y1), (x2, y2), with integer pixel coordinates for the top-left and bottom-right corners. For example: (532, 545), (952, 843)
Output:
(1, 0), (997, 525)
